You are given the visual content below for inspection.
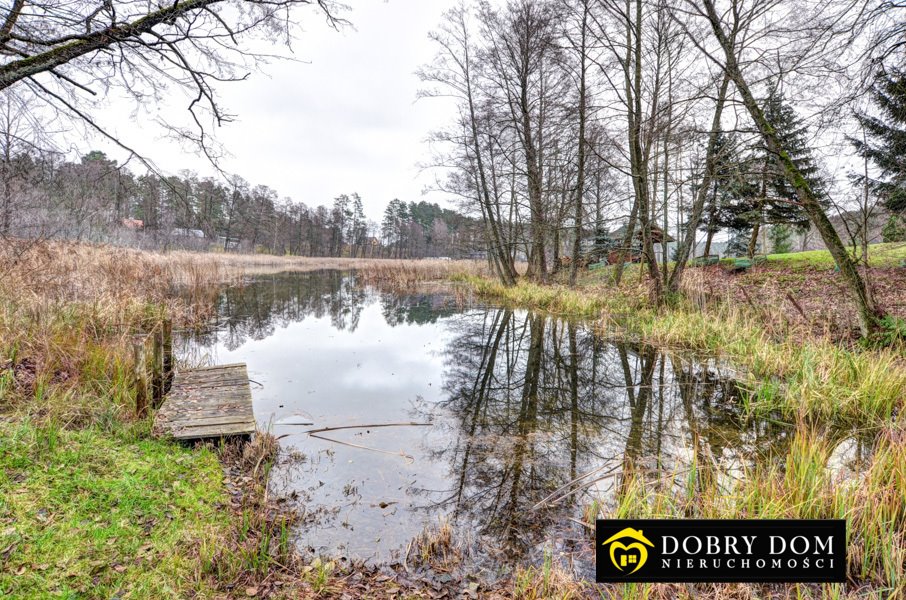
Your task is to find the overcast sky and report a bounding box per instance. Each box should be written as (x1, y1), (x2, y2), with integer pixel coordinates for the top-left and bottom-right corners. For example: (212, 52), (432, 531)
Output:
(95, 1), (455, 223)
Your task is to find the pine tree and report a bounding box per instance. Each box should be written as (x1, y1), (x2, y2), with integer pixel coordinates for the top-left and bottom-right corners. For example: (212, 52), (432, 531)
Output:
(329, 194), (351, 256)
(758, 89), (829, 228)
(699, 132), (759, 254)
(381, 199), (401, 257)
(852, 68), (906, 215)
(726, 229), (754, 257)
(882, 215), (906, 243)
(708, 90), (829, 257)
(768, 224), (793, 254)
(347, 193), (367, 257)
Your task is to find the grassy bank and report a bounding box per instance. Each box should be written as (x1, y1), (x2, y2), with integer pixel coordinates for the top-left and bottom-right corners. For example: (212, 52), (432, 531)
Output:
(462, 273), (906, 422)
(451, 259), (906, 596)
(0, 421), (229, 598)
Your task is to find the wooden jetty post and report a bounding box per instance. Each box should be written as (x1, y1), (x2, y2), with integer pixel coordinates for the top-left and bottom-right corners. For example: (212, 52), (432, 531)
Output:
(161, 319), (173, 395)
(133, 318), (255, 440)
(133, 337), (150, 419)
(134, 319), (175, 418)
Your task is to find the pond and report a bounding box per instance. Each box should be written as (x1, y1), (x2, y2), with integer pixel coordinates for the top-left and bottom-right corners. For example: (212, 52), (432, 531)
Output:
(180, 270), (794, 578)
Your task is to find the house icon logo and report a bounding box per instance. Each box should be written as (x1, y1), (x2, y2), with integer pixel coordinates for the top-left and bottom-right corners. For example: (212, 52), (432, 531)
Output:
(601, 527), (654, 574)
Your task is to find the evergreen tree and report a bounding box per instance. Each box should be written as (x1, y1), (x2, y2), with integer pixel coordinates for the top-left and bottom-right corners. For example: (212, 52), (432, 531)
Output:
(705, 90), (829, 257)
(726, 228), (754, 257)
(852, 68), (906, 215)
(768, 223), (793, 254)
(757, 89), (829, 228)
(882, 215), (906, 243)
(699, 132), (759, 253)
(348, 193), (367, 257)
(329, 194), (351, 256)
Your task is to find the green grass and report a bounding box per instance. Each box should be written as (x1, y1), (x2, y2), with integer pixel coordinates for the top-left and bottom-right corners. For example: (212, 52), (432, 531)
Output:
(454, 273), (648, 320)
(635, 305), (906, 425)
(0, 420), (229, 599)
(457, 269), (906, 427)
(457, 272), (906, 424)
(766, 241), (906, 268)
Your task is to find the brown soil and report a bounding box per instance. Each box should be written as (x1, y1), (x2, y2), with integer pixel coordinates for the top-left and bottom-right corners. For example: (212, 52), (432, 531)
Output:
(684, 264), (906, 340)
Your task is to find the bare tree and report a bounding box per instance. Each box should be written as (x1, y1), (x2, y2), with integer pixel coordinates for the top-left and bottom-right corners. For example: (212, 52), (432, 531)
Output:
(420, 4), (518, 285)
(561, 0), (591, 286)
(479, 0), (562, 282)
(693, 0), (882, 335)
(0, 0), (341, 163)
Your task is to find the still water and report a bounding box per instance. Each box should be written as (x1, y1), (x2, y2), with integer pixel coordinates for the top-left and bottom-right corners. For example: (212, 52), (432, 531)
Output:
(181, 270), (790, 575)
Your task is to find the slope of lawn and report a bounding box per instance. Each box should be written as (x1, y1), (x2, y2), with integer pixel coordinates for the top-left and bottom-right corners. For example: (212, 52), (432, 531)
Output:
(766, 241), (906, 268)
(0, 421), (229, 599)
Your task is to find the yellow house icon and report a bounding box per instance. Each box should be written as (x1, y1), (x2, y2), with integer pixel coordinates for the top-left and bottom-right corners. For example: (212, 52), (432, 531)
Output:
(602, 527), (654, 574)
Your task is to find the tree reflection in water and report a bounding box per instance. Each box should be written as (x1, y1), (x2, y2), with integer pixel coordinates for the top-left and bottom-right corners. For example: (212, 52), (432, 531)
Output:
(184, 270), (459, 354)
(179, 271), (789, 570)
(426, 308), (788, 567)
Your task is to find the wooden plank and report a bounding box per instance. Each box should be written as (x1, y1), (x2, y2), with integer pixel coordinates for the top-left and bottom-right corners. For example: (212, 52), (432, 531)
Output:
(177, 364), (247, 376)
(178, 369), (248, 381)
(169, 423), (256, 440)
(153, 363), (256, 441)
(166, 414), (255, 427)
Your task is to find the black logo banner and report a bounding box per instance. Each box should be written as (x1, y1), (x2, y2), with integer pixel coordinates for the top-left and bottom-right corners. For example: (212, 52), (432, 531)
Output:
(596, 519), (846, 583)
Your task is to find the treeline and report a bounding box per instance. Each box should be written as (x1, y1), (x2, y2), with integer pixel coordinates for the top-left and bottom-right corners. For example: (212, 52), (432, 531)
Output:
(422, 0), (905, 335)
(0, 149), (482, 258)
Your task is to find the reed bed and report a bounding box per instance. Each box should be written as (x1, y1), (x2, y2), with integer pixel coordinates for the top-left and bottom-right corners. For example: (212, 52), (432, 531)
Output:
(0, 241), (227, 422)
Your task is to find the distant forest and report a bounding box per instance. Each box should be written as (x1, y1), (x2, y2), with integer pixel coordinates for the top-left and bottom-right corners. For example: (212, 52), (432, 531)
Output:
(0, 149), (483, 258)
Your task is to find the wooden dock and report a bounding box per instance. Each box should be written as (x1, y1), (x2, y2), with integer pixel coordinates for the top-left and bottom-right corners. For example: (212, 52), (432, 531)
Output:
(153, 363), (256, 440)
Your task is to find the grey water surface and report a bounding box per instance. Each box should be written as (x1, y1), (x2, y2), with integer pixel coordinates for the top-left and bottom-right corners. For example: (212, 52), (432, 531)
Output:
(180, 270), (794, 576)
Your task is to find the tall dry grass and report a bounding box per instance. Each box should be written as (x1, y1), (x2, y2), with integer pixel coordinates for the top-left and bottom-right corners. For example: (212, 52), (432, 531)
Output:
(0, 240), (490, 326)
(0, 241), (229, 325)
(0, 242), (215, 421)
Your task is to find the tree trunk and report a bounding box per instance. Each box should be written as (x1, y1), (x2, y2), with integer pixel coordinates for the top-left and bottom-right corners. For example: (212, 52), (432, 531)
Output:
(667, 73), (730, 293)
(627, 0), (661, 304)
(747, 219), (760, 259)
(701, 0), (881, 336)
(569, 1), (589, 287)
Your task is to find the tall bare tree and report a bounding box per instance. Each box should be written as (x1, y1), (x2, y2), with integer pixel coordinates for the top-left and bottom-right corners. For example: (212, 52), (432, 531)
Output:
(693, 0), (882, 336)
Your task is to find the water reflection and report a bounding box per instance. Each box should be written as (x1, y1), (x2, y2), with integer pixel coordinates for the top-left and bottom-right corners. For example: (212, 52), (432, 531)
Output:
(180, 271), (790, 572)
(188, 271), (459, 352)
(432, 309), (787, 567)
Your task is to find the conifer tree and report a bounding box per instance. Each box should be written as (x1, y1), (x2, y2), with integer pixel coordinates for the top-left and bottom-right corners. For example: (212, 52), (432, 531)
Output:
(758, 89), (829, 226)
(710, 90), (829, 257)
(852, 69), (906, 215)
(698, 132), (759, 254)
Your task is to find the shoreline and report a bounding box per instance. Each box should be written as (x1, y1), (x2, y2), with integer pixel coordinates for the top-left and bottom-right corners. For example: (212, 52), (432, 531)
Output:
(1, 241), (903, 598)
